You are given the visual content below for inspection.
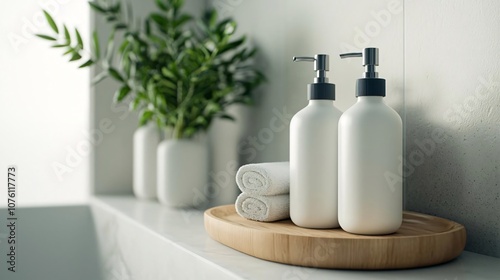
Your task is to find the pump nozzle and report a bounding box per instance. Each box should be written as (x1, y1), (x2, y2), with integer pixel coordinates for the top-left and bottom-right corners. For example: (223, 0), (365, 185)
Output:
(292, 54), (335, 100)
(339, 47), (385, 97)
(293, 54), (329, 83)
(340, 48), (379, 78)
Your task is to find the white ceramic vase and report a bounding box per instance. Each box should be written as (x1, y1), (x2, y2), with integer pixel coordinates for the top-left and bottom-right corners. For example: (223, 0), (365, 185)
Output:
(157, 137), (209, 208)
(133, 123), (161, 199)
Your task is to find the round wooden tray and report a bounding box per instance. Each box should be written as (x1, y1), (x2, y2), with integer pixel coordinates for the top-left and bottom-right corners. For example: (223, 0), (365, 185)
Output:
(204, 205), (466, 270)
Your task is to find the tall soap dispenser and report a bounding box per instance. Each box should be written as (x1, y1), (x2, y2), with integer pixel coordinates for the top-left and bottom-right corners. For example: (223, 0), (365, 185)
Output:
(290, 54), (342, 229)
(338, 48), (403, 235)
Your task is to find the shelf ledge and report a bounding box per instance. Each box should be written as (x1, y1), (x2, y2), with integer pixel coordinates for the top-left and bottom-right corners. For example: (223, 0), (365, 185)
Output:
(91, 195), (500, 280)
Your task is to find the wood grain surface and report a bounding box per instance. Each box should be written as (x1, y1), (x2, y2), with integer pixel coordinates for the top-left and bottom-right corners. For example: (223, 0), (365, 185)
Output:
(204, 205), (466, 270)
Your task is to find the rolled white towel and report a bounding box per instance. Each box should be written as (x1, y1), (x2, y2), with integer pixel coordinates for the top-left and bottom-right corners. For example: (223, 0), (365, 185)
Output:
(236, 162), (290, 196)
(235, 193), (290, 222)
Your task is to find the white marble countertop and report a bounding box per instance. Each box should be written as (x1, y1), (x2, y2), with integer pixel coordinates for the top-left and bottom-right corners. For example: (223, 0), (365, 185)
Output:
(92, 195), (500, 280)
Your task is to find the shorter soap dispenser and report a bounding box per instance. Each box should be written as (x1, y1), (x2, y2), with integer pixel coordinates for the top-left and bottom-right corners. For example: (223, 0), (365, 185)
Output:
(338, 48), (403, 235)
(290, 54), (342, 229)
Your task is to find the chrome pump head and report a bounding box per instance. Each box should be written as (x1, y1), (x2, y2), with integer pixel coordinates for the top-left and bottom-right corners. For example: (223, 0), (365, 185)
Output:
(340, 48), (379, 78)
(293, 54), (330, 83)
(339, 47), (385, 97)
(292, 54), (335, 100)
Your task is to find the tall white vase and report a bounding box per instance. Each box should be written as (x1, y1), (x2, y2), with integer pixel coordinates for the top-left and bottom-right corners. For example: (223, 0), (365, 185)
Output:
(133, 124), (161, 199)
(157, 137), (209, 208)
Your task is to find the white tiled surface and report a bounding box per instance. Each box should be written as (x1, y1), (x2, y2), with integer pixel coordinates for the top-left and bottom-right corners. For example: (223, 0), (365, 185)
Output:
(92, 195), (500, 280)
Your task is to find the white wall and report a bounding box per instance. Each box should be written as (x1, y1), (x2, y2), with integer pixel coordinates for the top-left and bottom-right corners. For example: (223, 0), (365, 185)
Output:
(405, 0), (500, 257)
(0, 0), (90, 206)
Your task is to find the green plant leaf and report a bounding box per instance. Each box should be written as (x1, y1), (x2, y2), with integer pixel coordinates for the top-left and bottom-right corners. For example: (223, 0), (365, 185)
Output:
(219, 114), (235, 121)
(139, 110), (154, 126)
(130, 97), (142, 111)
(108, 68), (124, 82)
(92, 71), (108, 84)
(173, 14), (192, 28)
(195, 19), (209, 35)
(92, 31), (100, 59)
(194, 116), (207, 126)
(183, 127), (196, 138)
(114, 86), (131, 102)
(114, 23), (127, 30)
(172, 0), (184, 10)
(35, 34), (57, 41)
(147, 80), (157, 101)
(255, 70), (267, 82)
(150, 13), (168, 27)
(63, 25), (70, 41)
(110, 2), (121, 13)
(204, 101), (221, 114)
(214, 18), (231, 27)
(219, 37), (246, 54)
(161, 67), (176, 79)
(207, 10), (217, 29)
(155, 0), (168, 11)
(222, 21), (236, 35)
(160, 79), (176, 90)
(118, 39), (130, 53)
(69, 52), (82, 61)
(215, 19), (232, 34)
(88, 2), (107, 13)
(244, 48), (257, 59)
(51, 43), (68, 48)
(229, 96), (252, 106)
(63, 48), (74, 55)
(75, 28), (83, 49)
(105, 31), (115, 63)
(43, 10), (59, 33)
(79, 59), (93, 68)
(155, 94), (167, 108)
(144, 19), (151, 35)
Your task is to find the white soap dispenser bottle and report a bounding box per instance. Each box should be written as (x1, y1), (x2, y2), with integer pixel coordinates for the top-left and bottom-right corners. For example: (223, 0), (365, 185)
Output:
(290, 54), (342, 229)
(338, 48), (403, 235)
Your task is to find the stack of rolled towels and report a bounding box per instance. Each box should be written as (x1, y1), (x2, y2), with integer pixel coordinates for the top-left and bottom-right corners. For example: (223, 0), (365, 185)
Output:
(235, 162), (290, 222)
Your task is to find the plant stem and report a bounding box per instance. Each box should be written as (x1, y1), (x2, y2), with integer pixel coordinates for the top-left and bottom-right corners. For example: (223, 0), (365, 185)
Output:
(173, 111), (184, 139)
(178, 83), (195, 108)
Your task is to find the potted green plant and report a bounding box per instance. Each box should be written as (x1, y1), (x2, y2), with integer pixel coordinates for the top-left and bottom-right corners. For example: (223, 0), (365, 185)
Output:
(37, 0), (264, 206)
